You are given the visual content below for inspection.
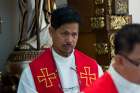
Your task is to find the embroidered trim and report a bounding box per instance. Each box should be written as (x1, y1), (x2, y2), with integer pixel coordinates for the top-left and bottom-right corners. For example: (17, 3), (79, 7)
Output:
(80, 66), (96, 87)
(37, 68), (56, 88)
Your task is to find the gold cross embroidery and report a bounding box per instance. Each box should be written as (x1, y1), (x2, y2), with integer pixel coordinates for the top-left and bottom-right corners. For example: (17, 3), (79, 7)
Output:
(37, 68), (56, 88)
(80, 66), (96, 87)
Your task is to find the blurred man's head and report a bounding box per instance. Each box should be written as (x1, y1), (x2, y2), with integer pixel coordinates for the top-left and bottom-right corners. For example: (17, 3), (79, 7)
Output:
(49, 7), (80, 57)
(113, 24), (140, 84)
(114, 24), (140, 55)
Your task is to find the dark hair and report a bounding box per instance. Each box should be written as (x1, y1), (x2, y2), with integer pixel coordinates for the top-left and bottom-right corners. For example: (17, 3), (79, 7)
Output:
(114, 24), (140, 54)
(51, 6), (81, 29)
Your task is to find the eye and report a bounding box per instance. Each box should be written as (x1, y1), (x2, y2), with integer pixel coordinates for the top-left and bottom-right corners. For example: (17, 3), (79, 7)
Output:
(72, 32), (78, 37)
(61, 32), (69, 36)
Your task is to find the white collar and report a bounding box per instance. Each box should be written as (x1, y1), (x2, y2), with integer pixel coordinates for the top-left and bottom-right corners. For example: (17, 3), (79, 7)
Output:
(52, 48), (74, 61)
(51, 48), (79, 93)
(108, 64), (140, 93)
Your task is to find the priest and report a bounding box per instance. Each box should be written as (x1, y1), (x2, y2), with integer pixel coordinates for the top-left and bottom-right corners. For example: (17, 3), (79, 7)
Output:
(17, 6), (103, 93)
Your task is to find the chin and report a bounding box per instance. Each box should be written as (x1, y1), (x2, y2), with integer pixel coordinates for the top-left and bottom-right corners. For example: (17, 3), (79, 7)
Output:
(68, 49), (73, 53)
(64, 50), (73, 56)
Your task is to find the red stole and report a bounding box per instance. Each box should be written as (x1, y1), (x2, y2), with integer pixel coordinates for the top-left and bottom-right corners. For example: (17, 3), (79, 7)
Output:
(29, 48), (98, 93)
(84, 72), (118, 93)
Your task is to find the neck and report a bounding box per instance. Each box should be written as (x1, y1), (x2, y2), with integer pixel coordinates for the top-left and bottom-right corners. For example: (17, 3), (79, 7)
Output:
(52, 47), (72, 57)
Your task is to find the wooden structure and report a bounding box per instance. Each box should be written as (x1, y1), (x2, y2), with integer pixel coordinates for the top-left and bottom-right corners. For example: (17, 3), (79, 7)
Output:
(68, 0), (132, 69)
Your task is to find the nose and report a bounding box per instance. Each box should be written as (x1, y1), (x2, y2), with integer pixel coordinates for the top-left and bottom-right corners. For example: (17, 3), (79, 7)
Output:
(66, 34), (73, 43)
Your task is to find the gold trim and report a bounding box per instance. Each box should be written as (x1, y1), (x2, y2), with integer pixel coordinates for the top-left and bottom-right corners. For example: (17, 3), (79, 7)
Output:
(37, 68), (56, 88)
(80, 67), (96, 87)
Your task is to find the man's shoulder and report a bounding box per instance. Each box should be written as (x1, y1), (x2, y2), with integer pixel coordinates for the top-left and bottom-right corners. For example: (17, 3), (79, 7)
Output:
(74, 49), (97, 62)
(92, 72), (118, 93)
(94, 72), (112, 84)
(30, 48), (52, 65)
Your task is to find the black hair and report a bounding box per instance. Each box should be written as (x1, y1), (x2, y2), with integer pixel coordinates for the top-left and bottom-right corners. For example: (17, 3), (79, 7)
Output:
(51, 6), (81, 29)
(114, 24), (140, 54)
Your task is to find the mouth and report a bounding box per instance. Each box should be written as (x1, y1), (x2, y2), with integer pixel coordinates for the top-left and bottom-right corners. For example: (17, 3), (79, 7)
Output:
(63, 44), (73, 50)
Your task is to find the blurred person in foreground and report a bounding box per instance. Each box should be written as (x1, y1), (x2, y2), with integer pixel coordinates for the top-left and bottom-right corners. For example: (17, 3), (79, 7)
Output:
(84, 24), (140, 93)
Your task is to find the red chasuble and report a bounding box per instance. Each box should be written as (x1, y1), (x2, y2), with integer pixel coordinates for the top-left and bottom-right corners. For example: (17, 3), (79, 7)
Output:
(84, 72), (118, 93)
(29, 48), (98, 93)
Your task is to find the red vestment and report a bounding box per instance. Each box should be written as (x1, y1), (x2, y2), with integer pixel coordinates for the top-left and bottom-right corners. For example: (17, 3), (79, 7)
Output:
(30, 48), (98, 93)
(84, 72), (118, 93)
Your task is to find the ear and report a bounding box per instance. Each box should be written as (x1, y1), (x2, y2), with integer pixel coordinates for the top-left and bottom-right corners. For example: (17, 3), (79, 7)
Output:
(49, 26), (53, 37)
(113, 55), (124, 70)
(114, 54), (125, 66)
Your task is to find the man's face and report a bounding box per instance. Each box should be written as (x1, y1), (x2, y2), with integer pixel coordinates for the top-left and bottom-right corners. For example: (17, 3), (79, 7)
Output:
(120, 44), (140, 83)
(50, 22), (79, 57)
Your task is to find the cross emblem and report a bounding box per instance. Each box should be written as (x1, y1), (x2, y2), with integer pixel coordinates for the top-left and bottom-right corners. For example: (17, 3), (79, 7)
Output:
(80, 66), (96, 87)
(37, 68), (56, 88)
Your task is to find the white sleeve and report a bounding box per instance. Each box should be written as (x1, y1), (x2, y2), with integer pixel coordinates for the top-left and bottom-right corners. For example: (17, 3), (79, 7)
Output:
(98, 65), (104, 77)
(17, 65), (38, 93)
